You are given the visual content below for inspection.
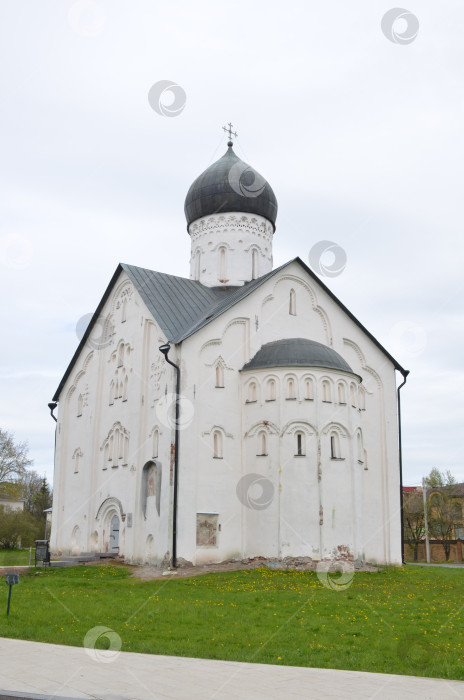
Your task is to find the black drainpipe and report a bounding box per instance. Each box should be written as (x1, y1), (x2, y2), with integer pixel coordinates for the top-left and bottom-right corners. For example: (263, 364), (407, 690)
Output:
(397, 369), (410, 564)
(159, 343), (180, 569)
(48, 402), (58, 422)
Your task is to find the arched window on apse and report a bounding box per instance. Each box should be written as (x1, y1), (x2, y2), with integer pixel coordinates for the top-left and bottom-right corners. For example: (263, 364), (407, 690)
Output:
(266, 379), (276, 401)
(322, 381), (332, 402)
(295, 432), (305, 456)
(305, 378), (313, 400)
(330, 432), (341, 459)
(257, 431), (267, 456)
(350, 384), (357, 408)
(248, 382), (257, 402)
(287, 378), (295, 399)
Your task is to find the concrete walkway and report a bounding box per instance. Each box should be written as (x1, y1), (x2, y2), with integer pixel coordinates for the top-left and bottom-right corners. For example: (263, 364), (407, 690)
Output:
(0, 638), (463, 700)
(406, 562), (464, 568)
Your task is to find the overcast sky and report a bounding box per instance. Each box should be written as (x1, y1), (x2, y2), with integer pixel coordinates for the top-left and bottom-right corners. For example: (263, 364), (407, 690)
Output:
(1, 0), (463, 487)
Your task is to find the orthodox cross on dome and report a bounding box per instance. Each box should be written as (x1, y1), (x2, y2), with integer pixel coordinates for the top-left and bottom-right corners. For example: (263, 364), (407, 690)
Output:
(222, 122), (238, 146)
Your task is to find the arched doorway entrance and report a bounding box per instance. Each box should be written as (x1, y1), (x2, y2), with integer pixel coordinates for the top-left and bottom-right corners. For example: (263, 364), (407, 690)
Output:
(109, 515), (120, 553)
(95, 497), (125, 555)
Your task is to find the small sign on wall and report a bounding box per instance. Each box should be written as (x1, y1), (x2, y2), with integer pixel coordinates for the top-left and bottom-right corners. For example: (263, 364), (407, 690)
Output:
(196, 513), (218, 547)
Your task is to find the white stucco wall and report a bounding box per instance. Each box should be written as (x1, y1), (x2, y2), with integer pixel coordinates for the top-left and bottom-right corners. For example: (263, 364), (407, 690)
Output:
(51, 259), (403, 567)
(171, 260), (402, 566)
(51, 272), (174, 563)
(188, 212), (274, 286)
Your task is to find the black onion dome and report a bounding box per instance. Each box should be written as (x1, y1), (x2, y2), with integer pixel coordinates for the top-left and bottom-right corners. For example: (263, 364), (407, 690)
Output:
(184, 145), (278, 231)
(241, 338), (355, 374)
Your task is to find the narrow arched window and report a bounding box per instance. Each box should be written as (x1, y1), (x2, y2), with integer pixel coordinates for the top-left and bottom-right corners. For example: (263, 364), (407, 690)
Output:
(266, 378), (276, 401)
(295, 432), (305, 456)
(287, 378), (295, 399)
(113, 430), (119, 462)
(213, 430), (223, 459)
(359, 387), (366, 411)
(73, 450), (80, 473)
(153, 429), (159, 459)
(257, 431), (267, 456)
(77, 394), (83, 417)
(195, 249), (201, 281)
(118, 343), (124, 368)
(121, 298), (127, 323)
(289, 288), (296, 315)
(109, 434), (114, 462)
(215, 363), (224, 388)
(357, 432), (363, 463)
(123, 435), (129, 465)
(330, 432), (341, 459)
(350, 384), (357, 408)
(123, 374), (128, 401)
(338, 383), (346, 404)
(248, 382), (257, 402)
(305, 378), (313, 400)
(218, 247), (226, 282)
(322, 381), (332, 402)
(104, 443), (109, 468)
(118, 430), (124, 460)
(252, 249), (258, 280)
(109, 380), (114, 406)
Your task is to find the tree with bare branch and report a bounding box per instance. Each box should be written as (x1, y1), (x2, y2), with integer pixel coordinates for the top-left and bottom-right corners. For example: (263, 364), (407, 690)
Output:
(403, 489), (425, 561)
(0, 428), (33, 486)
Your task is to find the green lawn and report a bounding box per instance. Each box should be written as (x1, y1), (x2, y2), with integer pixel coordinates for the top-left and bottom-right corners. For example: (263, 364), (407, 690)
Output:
(0, 549), (32, 566)
(1, 565), (463, 679)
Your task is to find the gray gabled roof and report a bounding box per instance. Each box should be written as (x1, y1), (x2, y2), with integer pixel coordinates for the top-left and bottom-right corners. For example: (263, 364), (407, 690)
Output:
(120, 262), (286, 344)
(120, 264), (222, 342)
(53, 263), (284, 400)
(53, 257), (408, 401)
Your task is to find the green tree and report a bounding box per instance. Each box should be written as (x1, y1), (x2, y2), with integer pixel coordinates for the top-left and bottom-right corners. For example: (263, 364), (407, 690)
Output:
(425, 468), (456, 489)
(0, 506), (41, 549)
(403, 490), (425, 561)
(17, 470), (44, 513)
(0, 428), (33, 486)
(424, 469), (460, 561)
(30, 477), (52, 533)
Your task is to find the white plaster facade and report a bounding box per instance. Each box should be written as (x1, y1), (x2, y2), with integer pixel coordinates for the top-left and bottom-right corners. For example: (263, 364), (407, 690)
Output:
(189, 213), (273, 286)
(50, 143), (406, 567)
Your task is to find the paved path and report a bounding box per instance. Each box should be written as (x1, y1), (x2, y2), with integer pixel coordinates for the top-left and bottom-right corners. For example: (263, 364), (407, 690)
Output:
(0, 638), (463, 699)
(406, 562), (464, 568)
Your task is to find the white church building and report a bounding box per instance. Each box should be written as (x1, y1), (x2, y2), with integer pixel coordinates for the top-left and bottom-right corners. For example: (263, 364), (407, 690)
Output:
(50, 134), (408, 567)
